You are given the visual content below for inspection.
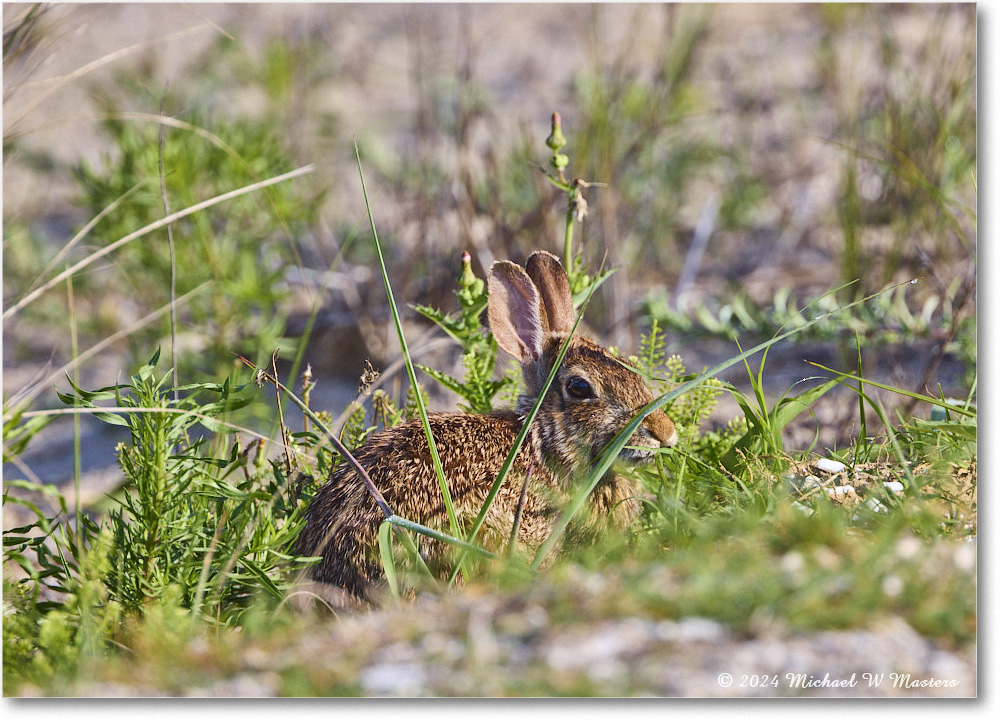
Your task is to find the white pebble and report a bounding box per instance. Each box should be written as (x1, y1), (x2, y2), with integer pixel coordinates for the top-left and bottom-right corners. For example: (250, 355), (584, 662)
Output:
(866, 497), (887, 513)
(895, 536), (922, 560)
(786, 475), (821, 493)
(825, 485), (859, 503)
(884, 481), (905, 496)
(780, 551), (806, 575)
(954, 543), (976, 572)
(361, 663), (427, 696)
(792, 501), (815, 516)
(816, 458), (847, 474)
(656, 617), (727, 643)
(881, 575), (904, 597)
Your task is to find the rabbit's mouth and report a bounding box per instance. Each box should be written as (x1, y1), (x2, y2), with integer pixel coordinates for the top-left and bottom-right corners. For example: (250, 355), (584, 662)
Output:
(619, 444), (659, 464)
(617, 425), (672, 464)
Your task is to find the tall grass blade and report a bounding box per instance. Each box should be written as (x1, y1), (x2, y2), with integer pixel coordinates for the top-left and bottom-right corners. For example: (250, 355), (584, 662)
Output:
(868, 393), (918, 491)
(388, 515), (498, 559)
(807, 362), (975, 417)
(378, 520), (401, 601)
(353, 141), (462, 544)
(855, 332), (868, 462)
(65, 271), (82, 540)
(156, 98), (180, 402)
(156, 96), (179, 398)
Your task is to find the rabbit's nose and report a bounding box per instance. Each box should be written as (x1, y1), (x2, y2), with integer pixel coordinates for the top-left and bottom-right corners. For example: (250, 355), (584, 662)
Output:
(646, 409), (679, 448)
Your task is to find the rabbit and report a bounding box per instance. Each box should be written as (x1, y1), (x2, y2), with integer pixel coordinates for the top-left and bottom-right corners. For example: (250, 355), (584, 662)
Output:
(295, 250), (678, 606)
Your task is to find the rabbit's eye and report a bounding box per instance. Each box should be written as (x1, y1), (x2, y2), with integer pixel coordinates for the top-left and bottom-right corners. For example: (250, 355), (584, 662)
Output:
(565, 376), (595, 399)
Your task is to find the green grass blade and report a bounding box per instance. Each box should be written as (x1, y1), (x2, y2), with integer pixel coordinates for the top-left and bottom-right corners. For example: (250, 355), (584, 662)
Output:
(720, 376), (838, 470)
(378, 520), (401, 601)
(865, 393), (917, 491)
(354, 141), (461, 544)
(771, 377), (839, 432)
(388, 515), (497, 559)
(391, 525), (442, 591)
(807, 362), (975, 417)
(854, 331), (869, 462)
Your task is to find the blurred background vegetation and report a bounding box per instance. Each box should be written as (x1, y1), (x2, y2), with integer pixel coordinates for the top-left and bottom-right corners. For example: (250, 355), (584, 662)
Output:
(4, 3), (975, 428)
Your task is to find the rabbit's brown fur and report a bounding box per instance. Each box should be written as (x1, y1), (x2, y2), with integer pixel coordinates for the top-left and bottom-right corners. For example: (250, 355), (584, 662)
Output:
(296, 251), (677, 605)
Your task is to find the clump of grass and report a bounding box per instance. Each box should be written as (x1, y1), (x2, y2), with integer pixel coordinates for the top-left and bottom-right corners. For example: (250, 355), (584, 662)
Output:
(554, 493), (976, 644)
(3, 350), (329, 692)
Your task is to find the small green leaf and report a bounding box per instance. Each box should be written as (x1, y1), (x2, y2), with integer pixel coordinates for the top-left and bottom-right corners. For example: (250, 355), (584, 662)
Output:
(416, 364), (466, 398)
(772, 378), (839, 432)
(93, 410), (131, 427)
(378, 520), (400, 601)
(911, 418), (977, 440)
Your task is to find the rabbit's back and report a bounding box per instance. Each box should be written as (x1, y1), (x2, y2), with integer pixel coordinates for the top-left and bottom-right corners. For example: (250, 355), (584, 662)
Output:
(297, 410), (556, 600)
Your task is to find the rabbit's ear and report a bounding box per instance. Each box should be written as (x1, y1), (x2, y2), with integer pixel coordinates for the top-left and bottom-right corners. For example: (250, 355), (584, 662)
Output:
(489, 260), (546, 362)
(525, 251), (575, 333)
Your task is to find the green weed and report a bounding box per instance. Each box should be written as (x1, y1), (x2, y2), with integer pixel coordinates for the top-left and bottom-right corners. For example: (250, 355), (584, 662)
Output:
(2, 350), (328, 692)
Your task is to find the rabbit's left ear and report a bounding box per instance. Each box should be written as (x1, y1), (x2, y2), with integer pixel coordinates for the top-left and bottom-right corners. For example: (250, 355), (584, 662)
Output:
(526, 251), (575, 334)
(488, 260), (546, 363)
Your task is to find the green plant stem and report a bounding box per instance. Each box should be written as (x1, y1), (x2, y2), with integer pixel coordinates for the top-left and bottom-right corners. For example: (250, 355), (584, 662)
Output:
(378, 520), (401, 601)
(806, 362), (975, 417)
(839, 385), (918, 491)
(390, 524), (441, 590)
(507, 470), (532, 558)
(563, 188), (577, 270)
(672, 454), (686, 535)
(389, 516), (497, 559)
(191, 505), (232, 618)
(157, 97), (180, 399)
(855, 332), (868, 463)
(66, 271), (82, 541)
